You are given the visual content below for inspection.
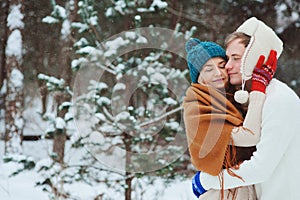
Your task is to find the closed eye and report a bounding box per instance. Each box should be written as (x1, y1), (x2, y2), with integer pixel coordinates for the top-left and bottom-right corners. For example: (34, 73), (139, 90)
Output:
(218, 61), (226, 68)
(233, 56), (241, 61)
(204, 67), (213, 72)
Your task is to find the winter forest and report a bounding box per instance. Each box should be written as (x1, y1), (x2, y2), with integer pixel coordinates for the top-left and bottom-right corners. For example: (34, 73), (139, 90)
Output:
(0, 0), (299, 199)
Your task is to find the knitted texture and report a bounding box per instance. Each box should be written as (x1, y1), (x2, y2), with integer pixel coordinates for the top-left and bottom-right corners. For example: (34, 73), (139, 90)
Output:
(252, 50), (277, 93)
(236, 17), (283, 81)
(185, 38), (227, 83)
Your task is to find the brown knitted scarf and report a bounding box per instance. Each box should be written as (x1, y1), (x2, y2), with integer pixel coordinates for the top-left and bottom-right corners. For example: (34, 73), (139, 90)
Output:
(183, 83), (245, 176)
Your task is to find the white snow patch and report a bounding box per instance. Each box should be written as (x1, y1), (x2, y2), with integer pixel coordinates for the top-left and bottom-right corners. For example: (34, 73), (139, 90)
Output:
(76, 46), (96, 54)
(55, 117), (66, 129)
(7, 4), (24, 30)
(104, 37), (129, 57)
(6, 30), (23, 61)
(14, 115), (24, 129)
(74, 37), (88, 47)
(134, 15), (141, 21)
(95, 113), (106, 121)
(150, 72), (168, 85)
(113, 83), (126, 91)
(9, 68), (24, 90)
(72, 22), (89, 33)
(89, 16), (98, 26)
(115, 111), (130, 122)
(150, 0), (168, 9)
(0, 79), (7, 94)
(71, 57), (88, 69)
(105, 7), (114, 17)
(146, 67), (155, 74)
(290, 80), (297, 86)
(64, 112), (73, 121)
(99, 124), (117, 133)
(136, 36), (148, 44)
(114, 0), (126, 15)
(61, 19), (71, 40)
(165, 121), (180, 130)
(125, 31), (137, 40)
(163, 97), (178, 105)
(54, 5), (66, 19)
(42, 16), (59, 24)
(140, 75), (149, 83)
(115, 63), (125, 73)
(97, 97), (111, 105)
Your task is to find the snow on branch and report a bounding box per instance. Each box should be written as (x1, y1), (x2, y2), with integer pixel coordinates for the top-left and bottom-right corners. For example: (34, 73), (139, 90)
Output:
(7, 4), (24, 30)
(37, 73), (66, 91)
(138, 106), (182, 128)
(42, 16), (59, 24)
(8, 68), (24, 92)
(6, 30), (23, 62)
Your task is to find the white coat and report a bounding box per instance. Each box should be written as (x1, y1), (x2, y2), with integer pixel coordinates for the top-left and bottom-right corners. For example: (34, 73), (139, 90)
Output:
(200, 79), (300, 200)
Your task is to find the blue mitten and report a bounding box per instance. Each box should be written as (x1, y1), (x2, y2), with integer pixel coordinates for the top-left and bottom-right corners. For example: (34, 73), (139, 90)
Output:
(192, 171), (207, 198)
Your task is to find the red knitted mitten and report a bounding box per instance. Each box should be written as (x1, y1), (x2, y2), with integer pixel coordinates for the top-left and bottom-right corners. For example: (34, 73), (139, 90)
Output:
(252, 50), (277, 93)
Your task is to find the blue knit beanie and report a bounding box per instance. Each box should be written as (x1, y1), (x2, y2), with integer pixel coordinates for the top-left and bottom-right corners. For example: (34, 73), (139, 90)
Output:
(185, 38), (227, 83)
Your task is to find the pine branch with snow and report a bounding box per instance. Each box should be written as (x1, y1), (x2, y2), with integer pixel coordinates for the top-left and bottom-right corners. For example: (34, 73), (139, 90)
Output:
(32, 0), (195, 199)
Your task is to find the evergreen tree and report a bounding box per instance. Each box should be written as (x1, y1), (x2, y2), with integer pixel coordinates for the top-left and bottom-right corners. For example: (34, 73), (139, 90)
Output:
(1, 1), (299, 199)
(36, 0), (195, 199)
(4, 0), (25, 155)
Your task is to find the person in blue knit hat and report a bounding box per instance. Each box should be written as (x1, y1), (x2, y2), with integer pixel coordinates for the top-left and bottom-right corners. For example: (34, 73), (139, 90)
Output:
(186, 38), (227, 85)
(183, 38), (277, 200)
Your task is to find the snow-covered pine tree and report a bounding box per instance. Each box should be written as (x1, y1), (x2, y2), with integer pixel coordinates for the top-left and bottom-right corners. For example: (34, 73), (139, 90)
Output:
(36, 0), (196, 199)
(1, 0), (43, 177)
(4, 0), (25, 155)
(33, 0), (78, 198)
(49, 0), (77, 164)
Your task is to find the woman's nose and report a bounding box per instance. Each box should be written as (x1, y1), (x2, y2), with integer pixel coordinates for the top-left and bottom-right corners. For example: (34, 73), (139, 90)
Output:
(215, 68), (222, 75)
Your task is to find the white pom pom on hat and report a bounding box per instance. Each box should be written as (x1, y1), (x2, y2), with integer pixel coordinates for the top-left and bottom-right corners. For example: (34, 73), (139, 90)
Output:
(233, 17), (284, 104)
(234, 90), (249, 104)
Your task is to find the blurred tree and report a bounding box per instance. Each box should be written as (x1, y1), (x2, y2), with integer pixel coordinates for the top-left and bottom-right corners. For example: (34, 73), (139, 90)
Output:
(0, 2), (9, 100)
(50, 0), (78, 164)
(0, 1), (9, 126)
(37, 0), (193, 199)
(22, 0), (56, 114)
(4, 0), (25, 154)
(1, 0), (299, 199)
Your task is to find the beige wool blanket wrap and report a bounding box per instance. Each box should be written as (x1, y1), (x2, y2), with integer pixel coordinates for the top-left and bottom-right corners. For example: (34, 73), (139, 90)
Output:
(183, 83), (244, 176)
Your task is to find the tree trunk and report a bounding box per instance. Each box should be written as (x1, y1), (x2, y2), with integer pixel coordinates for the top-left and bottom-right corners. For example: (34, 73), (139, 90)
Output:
(52, 0), (77, 163)
(34, 19), (48, 115)
(0, 1), (9, 95)
(124, 132), (133, 200)
(125, 173), (133, 200)
(4, 0), (25, 154)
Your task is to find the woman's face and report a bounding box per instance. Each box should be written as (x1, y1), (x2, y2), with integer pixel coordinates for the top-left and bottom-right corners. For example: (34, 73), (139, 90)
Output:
(197, 57), (228, 89)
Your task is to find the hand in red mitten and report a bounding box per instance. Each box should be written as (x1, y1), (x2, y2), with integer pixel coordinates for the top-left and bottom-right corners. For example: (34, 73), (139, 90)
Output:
(252, 50), (277, 93)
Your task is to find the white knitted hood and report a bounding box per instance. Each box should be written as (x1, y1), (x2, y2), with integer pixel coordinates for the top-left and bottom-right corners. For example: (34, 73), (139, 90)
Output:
(236, 17), (283, 80)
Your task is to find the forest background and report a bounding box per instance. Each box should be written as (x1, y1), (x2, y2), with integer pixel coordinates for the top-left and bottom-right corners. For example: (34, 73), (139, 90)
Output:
(0, 0), (299, 200)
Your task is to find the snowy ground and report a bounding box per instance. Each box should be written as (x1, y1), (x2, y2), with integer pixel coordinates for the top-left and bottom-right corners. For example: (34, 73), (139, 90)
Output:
(0, 140), (197, 200)
(0, 95), (197, 200)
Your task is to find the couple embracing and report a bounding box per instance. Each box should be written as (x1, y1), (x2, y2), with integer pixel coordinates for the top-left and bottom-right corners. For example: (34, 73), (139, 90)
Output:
(183, 17), (300, 200)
